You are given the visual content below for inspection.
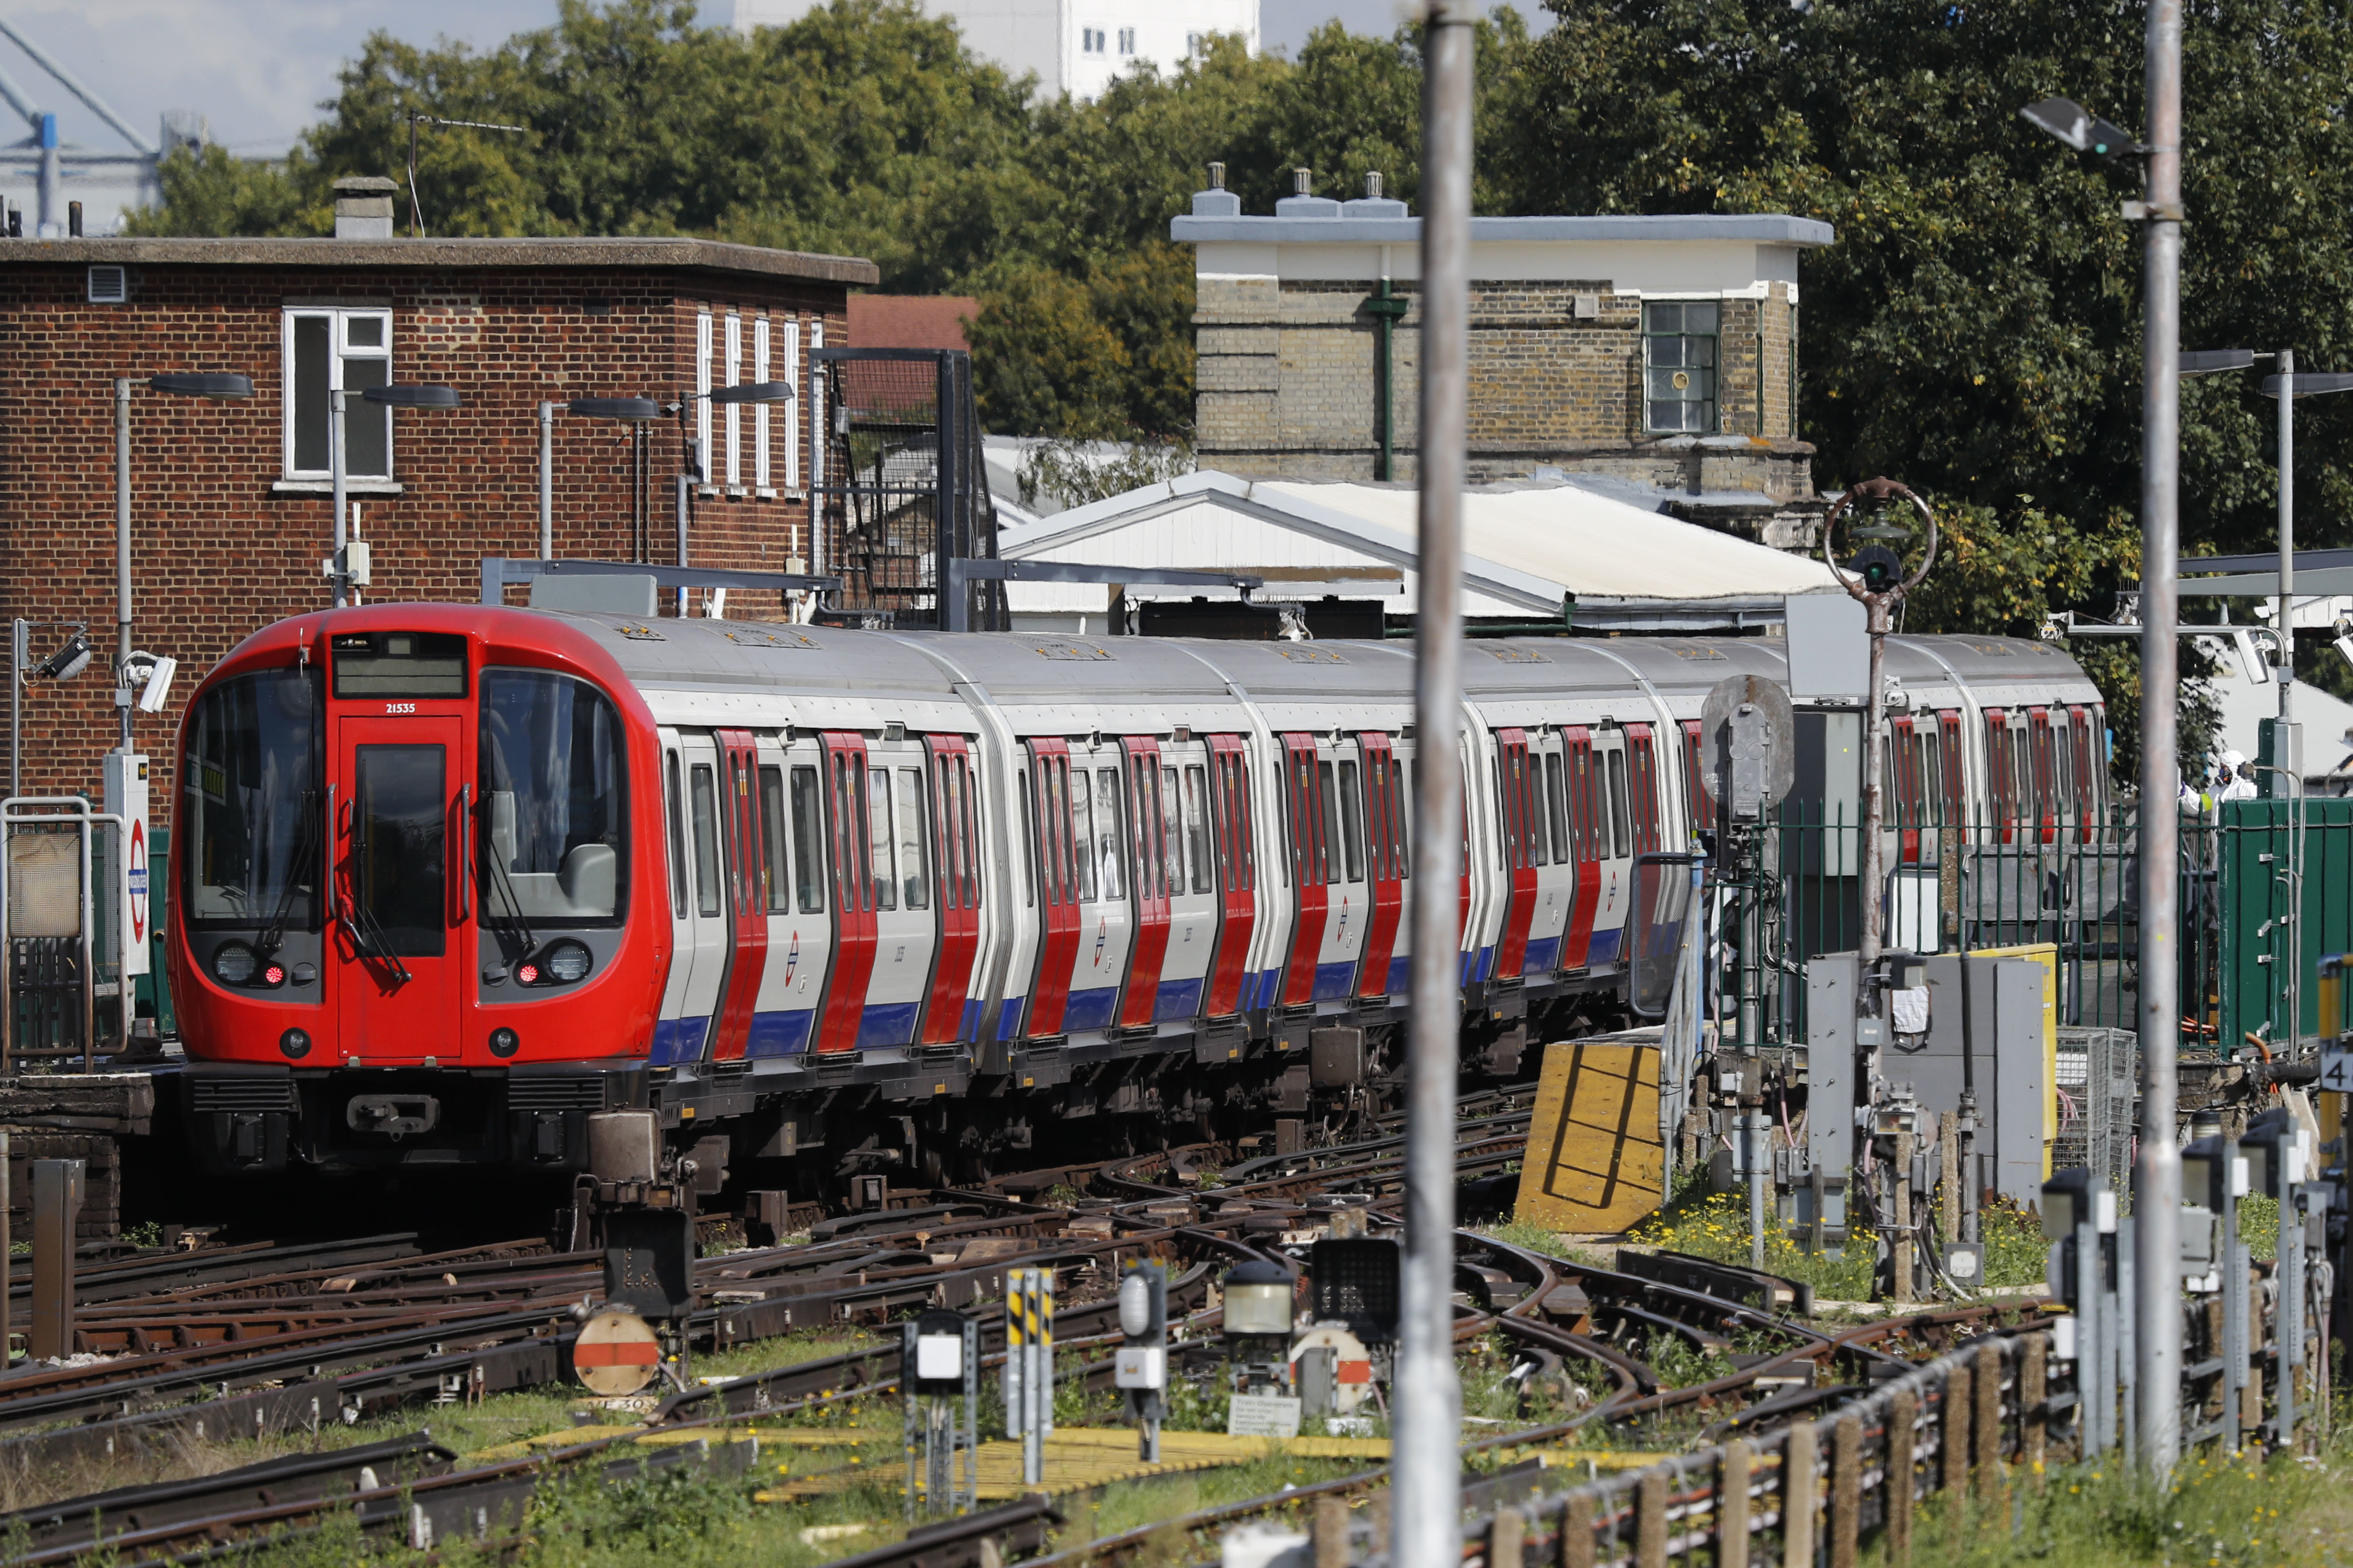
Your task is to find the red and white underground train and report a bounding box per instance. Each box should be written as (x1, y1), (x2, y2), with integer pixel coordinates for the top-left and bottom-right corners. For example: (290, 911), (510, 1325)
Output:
(169, 604), (2104, 1193)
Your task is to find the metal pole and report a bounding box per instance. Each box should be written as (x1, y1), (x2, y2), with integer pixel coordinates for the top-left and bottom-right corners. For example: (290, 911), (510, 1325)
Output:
(2278, 350), (2293, 722)
(113, 379), (131, 753)
(674, 473), (691, 618)
(2134, 0), (2185, 1482)
(330, 389), (349, 610)
(539, 401), (555, 562)
(1858, 600), (1889, 967)
(11, 619), (23, 802)
(1396, 6), (1471, 1564)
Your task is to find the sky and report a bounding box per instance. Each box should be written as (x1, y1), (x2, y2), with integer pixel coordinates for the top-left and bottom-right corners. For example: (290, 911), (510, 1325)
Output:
(5, 0), (1552, 232)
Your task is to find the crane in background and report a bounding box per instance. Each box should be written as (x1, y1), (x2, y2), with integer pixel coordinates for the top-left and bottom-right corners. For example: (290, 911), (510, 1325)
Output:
(0, 17), (204, 237)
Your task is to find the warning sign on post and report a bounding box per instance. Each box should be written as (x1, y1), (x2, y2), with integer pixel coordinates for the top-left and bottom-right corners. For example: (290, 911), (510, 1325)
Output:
(1225, 1393), (1302, 1438)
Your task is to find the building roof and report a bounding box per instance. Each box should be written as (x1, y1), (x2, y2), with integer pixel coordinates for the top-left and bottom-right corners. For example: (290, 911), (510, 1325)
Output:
(1171, 206), (1835, 249)
(848, 294), (978, 351)
(996, 469), (1840, 625)
(0, 235), (879, 286)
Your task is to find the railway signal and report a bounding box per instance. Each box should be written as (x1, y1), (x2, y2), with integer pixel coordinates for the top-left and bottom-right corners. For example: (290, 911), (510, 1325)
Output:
(1114, 1259), (1169, 1461)
(902, 1307), (978, 1519)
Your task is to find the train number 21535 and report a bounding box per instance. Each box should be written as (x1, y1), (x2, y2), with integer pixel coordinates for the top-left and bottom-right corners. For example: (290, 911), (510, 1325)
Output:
(384, 702), (416, 714)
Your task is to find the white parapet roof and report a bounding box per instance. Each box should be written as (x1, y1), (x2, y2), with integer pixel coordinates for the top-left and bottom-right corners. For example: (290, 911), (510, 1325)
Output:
(994, 470), (1839, 619)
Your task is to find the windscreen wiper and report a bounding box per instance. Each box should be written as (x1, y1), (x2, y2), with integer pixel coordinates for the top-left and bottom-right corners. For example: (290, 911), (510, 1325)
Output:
(256, 789), (321, 958)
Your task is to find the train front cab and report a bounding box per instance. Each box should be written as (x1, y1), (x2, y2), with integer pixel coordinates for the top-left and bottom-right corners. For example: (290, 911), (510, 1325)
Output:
(173, 611), (660, 1176)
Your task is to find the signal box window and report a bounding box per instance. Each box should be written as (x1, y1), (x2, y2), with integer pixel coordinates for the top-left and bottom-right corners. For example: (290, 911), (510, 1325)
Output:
(1643, 301), (1718, 435)
(285, 307), (394, 479)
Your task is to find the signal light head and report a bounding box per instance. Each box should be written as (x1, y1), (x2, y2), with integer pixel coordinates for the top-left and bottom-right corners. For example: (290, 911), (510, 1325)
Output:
(1852, 544), (1903, 594)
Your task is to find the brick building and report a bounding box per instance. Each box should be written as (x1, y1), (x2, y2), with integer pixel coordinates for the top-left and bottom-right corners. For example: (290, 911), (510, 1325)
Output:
(0, 187), (876, 827)
(1172, 173), (1834, 551)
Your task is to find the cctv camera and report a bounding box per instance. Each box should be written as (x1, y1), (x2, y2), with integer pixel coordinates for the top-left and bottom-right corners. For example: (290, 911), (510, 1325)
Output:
(135, 655), (177, 714)
(35, 631), (91, 682)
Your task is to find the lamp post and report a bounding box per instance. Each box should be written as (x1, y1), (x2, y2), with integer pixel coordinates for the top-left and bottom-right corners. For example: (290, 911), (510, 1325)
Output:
(553, 397), (664, 569)
(667, 382), (792, 617)
(115, 374), (251, 750)
(331, 383), (461, 608)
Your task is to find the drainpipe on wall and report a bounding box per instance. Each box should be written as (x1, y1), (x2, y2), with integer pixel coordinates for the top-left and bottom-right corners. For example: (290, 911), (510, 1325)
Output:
(1364, 248), (1409, 482)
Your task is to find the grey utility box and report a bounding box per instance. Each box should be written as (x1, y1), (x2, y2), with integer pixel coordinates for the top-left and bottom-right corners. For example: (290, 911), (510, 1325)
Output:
(1882, 954), (2049, 1204)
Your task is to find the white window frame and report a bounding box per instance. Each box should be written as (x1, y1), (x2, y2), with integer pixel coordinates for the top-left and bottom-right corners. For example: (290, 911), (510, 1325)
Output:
(724, 312), (743, 491)
(1118, 26), (1135, 54)
(808, 319), (825, 570)
(753, 316), (772, 494)
(1082, 27), (1105, 53)
(695, 309), (714, 484)
(781, 319), (803, 491)
(281, 306), (394, 480)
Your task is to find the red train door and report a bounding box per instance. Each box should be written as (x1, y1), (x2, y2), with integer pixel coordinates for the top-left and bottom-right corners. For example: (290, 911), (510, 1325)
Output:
(1680, 719), (1713, 831)
(1204, 735), (1257, 1017)
(2029, 707), (2059, 844)
(1357, 732), (1404, 998)
(1890, 716), (1920, 865)
(1278, 733), (1330, 1006)
(815, 732), (876, 1053)
(1561, 725), (1601, 969)
(2067, 706), (2099, 840)
(1118, 736), (1172, 1028)
(1983, 708), (2014, 843)
(1626, 723), (1662, 855)
(1025, 739), (1082, 1038)
(1494, 728), (1539, 979)
(334, 714), (462, 1064)
(920, 735), (981, 1044)
(707, 729), (768, 1061)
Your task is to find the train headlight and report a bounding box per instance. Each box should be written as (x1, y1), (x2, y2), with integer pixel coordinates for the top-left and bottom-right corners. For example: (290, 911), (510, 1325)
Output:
(212, 942), (257, 986)
(545, 941), (593, 984)
(489, 1026), (520, 1058)
(279, 1027), (311, 1060)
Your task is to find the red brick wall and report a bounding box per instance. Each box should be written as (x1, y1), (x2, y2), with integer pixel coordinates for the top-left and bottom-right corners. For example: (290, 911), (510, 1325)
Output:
(0, 262), (850, 832)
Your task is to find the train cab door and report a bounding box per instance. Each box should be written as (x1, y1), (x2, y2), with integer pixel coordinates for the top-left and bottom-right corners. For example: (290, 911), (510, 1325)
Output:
(1491, 728), (1540, 979)
(1558, 726), (1602, 970)
(1315, 739), (1371, 1000)
(656, 732), (733, 1065)
(333, 712), (464, 1064)
(1523, 730), (1572, 976)
(920, 736), (983, 1044)
(1202, 735), (1258, 1018)
(1022, 739), (1081, 1039)
(1276, 733), (1331, 1005)
(856, 738), (938, 1048)
(1116, 737), (1173, 1028)
(1584, 726), (1636, 966)
(1155, 740), (1219, 1022)
(814, 732), (877, 1053)
(1356, 733), (1406, 999)
(745, 737), (830, 1057)
(705, 729), (767, 1062)
(1059, 742), (1137, 1032)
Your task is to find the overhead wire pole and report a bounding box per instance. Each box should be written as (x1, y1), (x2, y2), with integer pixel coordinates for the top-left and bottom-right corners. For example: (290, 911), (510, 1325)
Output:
(1394, 2), (1472, 1563)
(2135, 0), (2184, 1482)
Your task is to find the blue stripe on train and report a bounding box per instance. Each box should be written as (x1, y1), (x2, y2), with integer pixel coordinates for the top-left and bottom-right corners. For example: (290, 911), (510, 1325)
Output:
(745, 1010), (813, 1057)
(1523, 936), (1561, 975)
(1588, 926), (1623, 965)
(1313, 960), (1358, 1001)
(1062, 986), (1119, 1033)
(998, 1000), (1027, 1040)
(1387, 955), (1411, 996)
(961, 1000), (983, 1041)
(652, 1016), (709, 1066)
(1155, 977), (1204, 1020)
(857, 1001), (921, 1049)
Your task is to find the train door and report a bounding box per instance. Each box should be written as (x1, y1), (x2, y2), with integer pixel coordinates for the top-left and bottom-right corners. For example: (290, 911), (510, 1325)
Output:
(814, 732), (877, 1053)
(1585, 726), (1636, 965)
(1022, 738), (1081, 1039)
(2067, 706), (2102, 837)
(852, 739), (937, 1047)
(1315, 739), (1370, 999)
(1276, 733), (1331, 1005)
(658, 732), (734, 1064)
(1115, 737), (1173, 1028)
(1053, 742), (1137, 1032)
(653, 736), (698, 1062)
(1679, 720), (1714, 834)
(1559, 726), (1602, 970)
(705, 729), (767, 1061)
(1889, 716), (1922, 864)
(333, 712), (463, 1063)
(920, 736), (983, 1044)
(1203, 735), (1258, 1017)
(1626, 724), (1663, 855)
(1982, 708), (2017, 842)
(2028, 708), (2061, 845)
(1491, 728), (1540, 979)
(745, 736), (831, 1056)
(1524, 729), (1572, 975)
(1155, 740), (1219, 1021)
(1357, 733), (1407, 998)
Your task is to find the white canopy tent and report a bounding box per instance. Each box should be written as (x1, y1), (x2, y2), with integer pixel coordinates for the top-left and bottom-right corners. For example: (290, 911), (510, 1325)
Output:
(992, 470), (1841, 634)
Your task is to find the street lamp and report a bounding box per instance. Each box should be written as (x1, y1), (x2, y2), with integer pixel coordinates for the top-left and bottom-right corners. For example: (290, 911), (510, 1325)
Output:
(331, 383), (461, 608)
(667, 382), (792, 616)
(2020, 8), (2185, 1474)
(548, 397), (664, 565)
(115, 373), (252, 752)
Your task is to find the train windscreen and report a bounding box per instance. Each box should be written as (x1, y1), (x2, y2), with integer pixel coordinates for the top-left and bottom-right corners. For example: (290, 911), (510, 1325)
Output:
(478, 669), (628, 923)
(181, 666), (325, 930)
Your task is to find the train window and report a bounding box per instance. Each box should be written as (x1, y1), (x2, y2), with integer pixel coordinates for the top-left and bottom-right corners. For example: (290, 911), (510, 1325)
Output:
(959, 760), (983, 908)
(1392, 759), (1410, 879)
(689, 763), (723, 918)
(1605, 747), (1631, 859)
(1627, 729), (1660, 855)
(867, 767), (897, 911)
(1096, 767), (1126, 900)
(1318, 761), (1342, 885)
(758, 766), (788, 912)
(1545, 752), (1569, 859)
(479, 670), (627, 923)
(1526, 753), (1550, 866)
(180, 666), (323, 930)
(896, 767), (928, 910)
(1161, 767), (1182, 898)
(353, 744), (446, 956)
(1068, 769), (1097, 901)
(665, 752), (687, 920)
(1018, 772), (1037, 908)
(1236, 754), (1259, 891)
(789, 765), (824, 913)
(332, 630), (467, 699)
(1338, 760), (1365, 882)
(1183, 765), (1210, 892)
